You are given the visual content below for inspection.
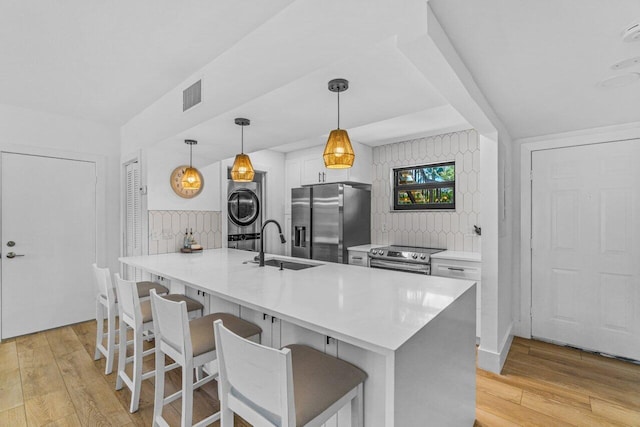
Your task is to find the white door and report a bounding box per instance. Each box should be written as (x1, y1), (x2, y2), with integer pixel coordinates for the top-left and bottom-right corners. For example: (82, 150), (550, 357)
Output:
(531, 140), (640, 360)
(124, 160), (142, 281)
(1, 152), (96, 339)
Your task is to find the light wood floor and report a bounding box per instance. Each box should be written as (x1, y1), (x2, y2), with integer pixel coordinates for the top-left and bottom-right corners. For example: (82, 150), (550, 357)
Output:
(1, 322), (639, 426)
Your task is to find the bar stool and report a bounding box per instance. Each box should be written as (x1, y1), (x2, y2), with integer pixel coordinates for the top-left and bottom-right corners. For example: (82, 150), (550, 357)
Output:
(214, 319), (367, 427)
(150, 289), (262, 427)
(113, 274), (204, 413)
(92, 264), (169, 375)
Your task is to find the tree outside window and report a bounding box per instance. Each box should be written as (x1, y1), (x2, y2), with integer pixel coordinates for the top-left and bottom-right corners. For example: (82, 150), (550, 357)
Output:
(393, 161), (456, 210)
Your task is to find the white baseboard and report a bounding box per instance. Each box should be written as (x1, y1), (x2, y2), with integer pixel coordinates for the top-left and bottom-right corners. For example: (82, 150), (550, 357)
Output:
(477, 322), (513, 374)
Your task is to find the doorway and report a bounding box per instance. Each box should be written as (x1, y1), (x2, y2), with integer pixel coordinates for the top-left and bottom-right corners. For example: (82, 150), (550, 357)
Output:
(531, 140), (640, 360)
(1, 152), (97, 339)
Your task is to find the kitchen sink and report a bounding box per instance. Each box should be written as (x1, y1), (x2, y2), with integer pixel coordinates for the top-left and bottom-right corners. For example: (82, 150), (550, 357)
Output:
(263, 258), (318, 270)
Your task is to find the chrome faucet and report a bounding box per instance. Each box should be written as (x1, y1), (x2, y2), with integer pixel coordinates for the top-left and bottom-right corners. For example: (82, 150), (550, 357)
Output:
(259, 219), (286, 267)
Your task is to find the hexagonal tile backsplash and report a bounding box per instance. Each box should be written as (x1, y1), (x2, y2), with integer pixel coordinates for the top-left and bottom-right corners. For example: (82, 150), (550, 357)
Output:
(148, 210), (222, 254)
(371, 129), (481, 252)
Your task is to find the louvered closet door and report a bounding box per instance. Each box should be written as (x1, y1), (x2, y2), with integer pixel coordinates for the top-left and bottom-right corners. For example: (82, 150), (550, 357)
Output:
(125, 161), (142, 280)
(531, 140), (640, 360)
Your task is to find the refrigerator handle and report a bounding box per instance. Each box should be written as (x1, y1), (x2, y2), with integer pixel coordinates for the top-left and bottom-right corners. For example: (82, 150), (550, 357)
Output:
(294, 226), (306, 247)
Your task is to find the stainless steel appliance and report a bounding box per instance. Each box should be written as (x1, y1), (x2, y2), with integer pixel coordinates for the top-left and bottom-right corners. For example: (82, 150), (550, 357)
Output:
(291, 184), (370, 264)
(368, 245), (445, 274)
(227, 171), (263, 251)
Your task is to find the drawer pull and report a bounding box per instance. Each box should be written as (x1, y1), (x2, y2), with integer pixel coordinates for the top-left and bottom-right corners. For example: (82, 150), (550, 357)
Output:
(447, 267), (465, 272)
(352, 256), (363, 260)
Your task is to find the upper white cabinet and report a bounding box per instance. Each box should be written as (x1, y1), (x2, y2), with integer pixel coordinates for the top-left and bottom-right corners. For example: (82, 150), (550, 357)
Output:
(285, 142), (372, 214)
(299, 141), (372, 186)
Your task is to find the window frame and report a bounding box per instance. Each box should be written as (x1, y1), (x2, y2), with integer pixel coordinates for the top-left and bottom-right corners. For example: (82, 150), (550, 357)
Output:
(391, 161), (456, 211)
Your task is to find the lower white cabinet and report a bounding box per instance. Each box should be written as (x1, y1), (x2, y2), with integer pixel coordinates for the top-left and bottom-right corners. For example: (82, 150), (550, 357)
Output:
(348, 249), (369, 267)
(239, 306), (280, 346)
(431, 253), (482, 340)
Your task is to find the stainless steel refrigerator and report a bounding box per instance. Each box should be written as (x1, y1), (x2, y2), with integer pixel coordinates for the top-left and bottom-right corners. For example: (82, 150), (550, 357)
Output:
(291, 184), (371, 263)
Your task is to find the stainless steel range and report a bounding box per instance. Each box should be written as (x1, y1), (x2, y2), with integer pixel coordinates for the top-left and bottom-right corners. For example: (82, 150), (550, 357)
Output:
(368, 245), (445, 275)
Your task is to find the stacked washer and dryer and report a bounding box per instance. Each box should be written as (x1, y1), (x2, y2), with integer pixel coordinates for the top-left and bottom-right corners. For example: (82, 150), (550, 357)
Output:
(227, 170), (264, 251)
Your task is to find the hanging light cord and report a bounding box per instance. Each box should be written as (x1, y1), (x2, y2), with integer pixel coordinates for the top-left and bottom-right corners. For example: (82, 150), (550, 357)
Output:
(241, 125), (244, 154)
(337, 90), (341, 129)
(189, 143), (193, 167)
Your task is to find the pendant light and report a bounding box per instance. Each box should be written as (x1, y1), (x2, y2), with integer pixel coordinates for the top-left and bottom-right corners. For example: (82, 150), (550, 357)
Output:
(230, 118), (255, 182)
(323, 78), (355, 168)
(181, 139), (202, 190)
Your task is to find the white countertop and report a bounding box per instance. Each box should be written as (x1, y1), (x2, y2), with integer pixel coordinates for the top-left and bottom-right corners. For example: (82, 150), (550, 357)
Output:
(119, 249), (475, 355)
(347, 244), (385, 252)
(431, 250), (481, 263)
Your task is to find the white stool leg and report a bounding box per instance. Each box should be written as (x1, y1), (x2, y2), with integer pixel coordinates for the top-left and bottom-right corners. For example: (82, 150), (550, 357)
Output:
(351, 383), (364, 427)
(105, 304), (116, 375)
(153, 346), (166, 426)
(115, 319), (127, 391)
(94, 299), (104, 361)
(220, 382), (234, 427)
(181, 359), (194, 427)
(130, 327), (144, 413)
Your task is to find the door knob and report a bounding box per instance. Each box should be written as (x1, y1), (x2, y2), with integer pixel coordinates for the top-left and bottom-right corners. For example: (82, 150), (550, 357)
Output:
(6, 252), (25, 258)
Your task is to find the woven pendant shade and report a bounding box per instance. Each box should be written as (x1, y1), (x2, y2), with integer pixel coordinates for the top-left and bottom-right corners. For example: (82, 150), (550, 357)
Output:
(231, 118), (255, 182)
(230, 153), (255, 182)
(323, 129), (355, 168)
(181, 166), (202, 189)
(323, 78), (354, 169)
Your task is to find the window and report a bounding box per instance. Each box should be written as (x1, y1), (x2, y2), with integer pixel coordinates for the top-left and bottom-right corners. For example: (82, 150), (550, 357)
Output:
(392, 161), (456, 210)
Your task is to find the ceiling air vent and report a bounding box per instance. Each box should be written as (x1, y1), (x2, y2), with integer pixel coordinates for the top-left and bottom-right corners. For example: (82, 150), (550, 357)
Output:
(183, 80), (202, 112)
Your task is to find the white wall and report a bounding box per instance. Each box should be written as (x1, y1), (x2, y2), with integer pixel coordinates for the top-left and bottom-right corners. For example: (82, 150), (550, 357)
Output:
(370, 129), (481, 251)
(407, 6), (515, 373)
(0, 104), (120, 274)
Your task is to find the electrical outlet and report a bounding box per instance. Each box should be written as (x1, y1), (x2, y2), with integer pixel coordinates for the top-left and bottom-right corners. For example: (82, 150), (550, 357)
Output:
(382, 222), (387, 232)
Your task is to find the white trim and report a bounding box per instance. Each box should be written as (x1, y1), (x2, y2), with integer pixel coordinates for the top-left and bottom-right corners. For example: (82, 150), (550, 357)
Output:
(477, 322), (513, 373)
(517, 123), (640, 339)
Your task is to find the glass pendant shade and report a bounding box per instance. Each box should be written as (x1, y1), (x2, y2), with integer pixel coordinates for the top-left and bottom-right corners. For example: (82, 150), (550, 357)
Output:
(230, 153), (255, 182)
(181, 167), (202, 189)
(323, 129), (355, 168)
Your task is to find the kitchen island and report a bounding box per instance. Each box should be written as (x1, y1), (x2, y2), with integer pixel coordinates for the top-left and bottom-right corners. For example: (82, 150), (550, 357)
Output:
(120, 248), (476, 426)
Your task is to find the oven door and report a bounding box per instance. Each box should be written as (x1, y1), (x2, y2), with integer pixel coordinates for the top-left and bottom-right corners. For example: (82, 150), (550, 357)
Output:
(369, 258), (431, 275)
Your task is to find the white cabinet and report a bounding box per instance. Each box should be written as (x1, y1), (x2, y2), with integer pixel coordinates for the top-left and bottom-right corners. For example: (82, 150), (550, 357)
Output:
(185, 287), (209, 314)
(348, 249), (369, 267)
(431, 252), (482, 340)
(300, 142), (372, 186)
(239, 306), (281, 347)
(285, 142), (372, 191)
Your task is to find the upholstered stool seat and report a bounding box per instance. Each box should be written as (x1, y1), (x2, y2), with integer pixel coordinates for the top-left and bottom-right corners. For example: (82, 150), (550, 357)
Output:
(286, 344), (367, 426)
(138, 296), (204, 323)
(189, 312), (262, 357)
(214, 320), (367, 427)
(136, 281), (169, 298)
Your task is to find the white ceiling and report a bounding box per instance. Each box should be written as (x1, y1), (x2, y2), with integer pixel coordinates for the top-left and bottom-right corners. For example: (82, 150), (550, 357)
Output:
(0, 0), (470, 159)
(3, 1), (638, 155)
(430, 0), (640, 139)
(0, 0), (294, 125)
